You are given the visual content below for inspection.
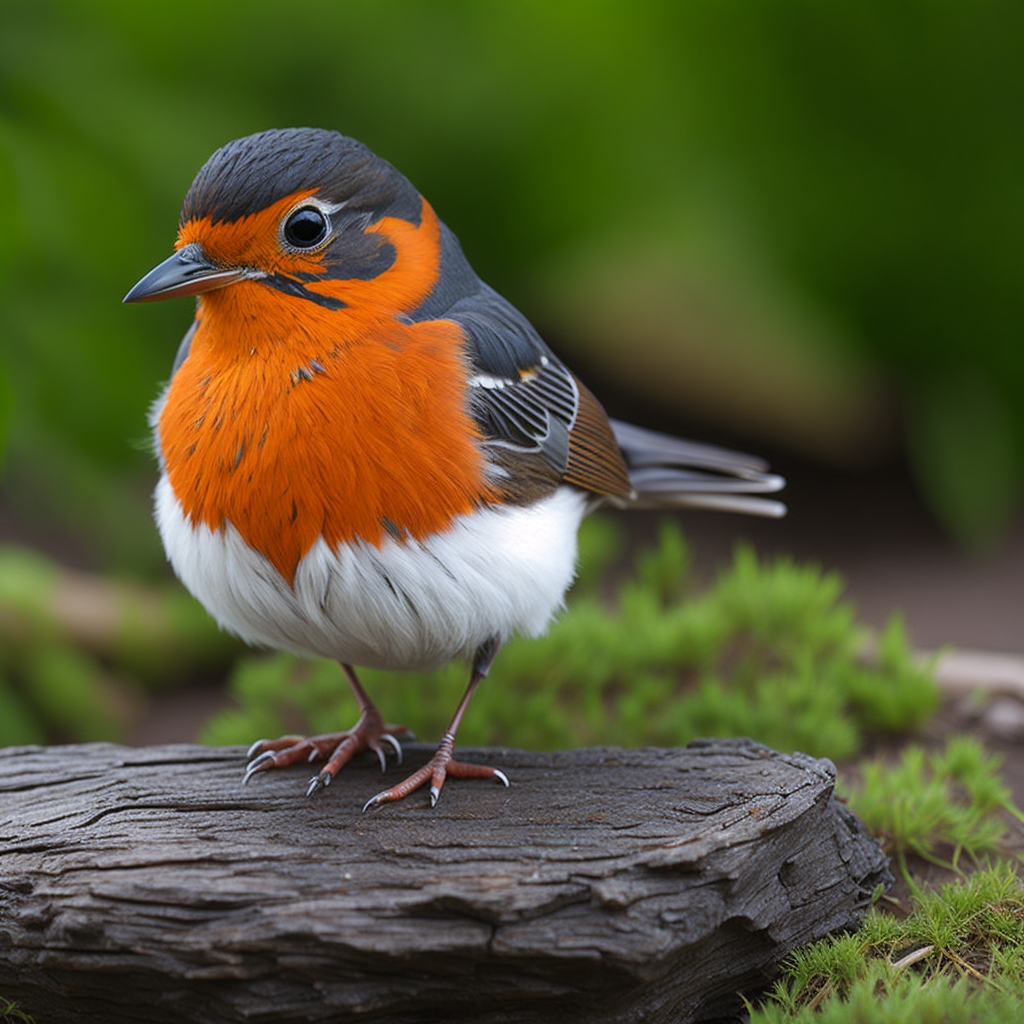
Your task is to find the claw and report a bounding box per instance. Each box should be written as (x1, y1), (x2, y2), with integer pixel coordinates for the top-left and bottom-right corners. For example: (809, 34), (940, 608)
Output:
(306, 772), (331, 797)
(380, 732), (404, 766)
(246, 738), (269, 760)
(362, 754), (510, 811)
(237, 667), (419, 801)
(242, 750), (276, 784)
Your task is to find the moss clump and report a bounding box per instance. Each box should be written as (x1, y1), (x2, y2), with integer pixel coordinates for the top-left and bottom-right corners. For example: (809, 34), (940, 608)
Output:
(752, 865), (1024, 1023)
(846, 736), (1024, 875)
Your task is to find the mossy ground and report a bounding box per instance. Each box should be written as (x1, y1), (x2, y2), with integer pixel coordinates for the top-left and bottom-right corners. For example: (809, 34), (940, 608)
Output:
(751, 863), (1024, 1024)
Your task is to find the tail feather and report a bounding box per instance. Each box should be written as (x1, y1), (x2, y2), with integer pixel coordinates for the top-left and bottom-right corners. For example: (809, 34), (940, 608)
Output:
(609, 419), (786, 519)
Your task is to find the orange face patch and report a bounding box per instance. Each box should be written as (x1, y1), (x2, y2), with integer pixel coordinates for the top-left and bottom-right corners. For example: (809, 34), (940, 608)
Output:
(178, 190), (326, 280)
(159, 198), (495, 583)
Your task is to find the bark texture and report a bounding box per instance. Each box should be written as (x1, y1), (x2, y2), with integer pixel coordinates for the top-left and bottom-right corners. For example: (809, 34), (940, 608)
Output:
(0, 738), (890, 1024)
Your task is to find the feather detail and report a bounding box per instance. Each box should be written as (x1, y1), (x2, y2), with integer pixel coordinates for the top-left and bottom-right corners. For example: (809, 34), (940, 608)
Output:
(562, 380), (633, 499)
(609, 420), (786, 518)
(155, 476), (588, 669)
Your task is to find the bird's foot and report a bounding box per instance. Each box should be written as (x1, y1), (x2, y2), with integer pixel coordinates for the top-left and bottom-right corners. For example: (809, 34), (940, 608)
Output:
(362, 733), (509, 811)
(243, 710), (412, 794)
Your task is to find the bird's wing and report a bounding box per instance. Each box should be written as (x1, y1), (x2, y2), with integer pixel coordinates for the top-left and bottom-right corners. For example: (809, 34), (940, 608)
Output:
(407, 221), (781, 515)
(448, 284), (632, 501)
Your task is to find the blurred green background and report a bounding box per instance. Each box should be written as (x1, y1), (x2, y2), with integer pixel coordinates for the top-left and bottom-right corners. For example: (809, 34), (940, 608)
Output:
(2, 0), (1021, 570)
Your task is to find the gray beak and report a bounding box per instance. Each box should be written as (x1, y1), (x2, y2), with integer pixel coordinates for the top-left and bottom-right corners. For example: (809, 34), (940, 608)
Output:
(123, 243), (247, 303)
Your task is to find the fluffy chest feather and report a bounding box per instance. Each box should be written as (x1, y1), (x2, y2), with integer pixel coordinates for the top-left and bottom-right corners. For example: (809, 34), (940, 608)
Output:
(155, 289), (495, 584)
(154, 475), (587, 669)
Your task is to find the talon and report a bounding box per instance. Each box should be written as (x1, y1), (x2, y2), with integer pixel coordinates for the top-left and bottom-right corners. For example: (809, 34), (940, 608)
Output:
(237, 665), (412, 799)
(381, 732), (404, 765)
(355, 654), (505, 808)
(246, 738), (269, 760)
(242, 750), (276, 784)
(359, 752), (508, 810)
(306, 773), (331, 797)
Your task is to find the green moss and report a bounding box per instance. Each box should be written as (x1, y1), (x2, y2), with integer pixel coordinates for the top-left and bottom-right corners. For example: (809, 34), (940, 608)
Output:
(751, 865), (1024, 1023)
(845, 737), (1022, 872)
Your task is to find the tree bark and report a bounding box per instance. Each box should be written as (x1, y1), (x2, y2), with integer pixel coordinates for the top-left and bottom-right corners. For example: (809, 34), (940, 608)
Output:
(0, 738), (890, 1024)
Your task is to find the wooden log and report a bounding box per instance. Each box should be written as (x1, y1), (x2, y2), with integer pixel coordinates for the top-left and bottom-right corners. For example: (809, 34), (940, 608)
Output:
(0, 738), (890, 1024)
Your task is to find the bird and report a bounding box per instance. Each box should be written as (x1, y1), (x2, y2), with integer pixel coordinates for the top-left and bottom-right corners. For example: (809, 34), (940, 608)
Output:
(124, 127), (785, 810)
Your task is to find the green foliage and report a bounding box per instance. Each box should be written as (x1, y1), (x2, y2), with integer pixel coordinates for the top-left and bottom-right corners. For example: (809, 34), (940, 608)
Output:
(755, 965), (1024, 1024)
(0, 997), (36, 1024)
(0, 546), (123, 743)
(202, 520), (938, 756)
(0, 358), (9, 472)
(751, 865), (1024, 1023)
(0, 544), (238, 745)
(1, 1), (1022, 564)
(845, 615), (938, 733)
(846, 737), (1023, 871)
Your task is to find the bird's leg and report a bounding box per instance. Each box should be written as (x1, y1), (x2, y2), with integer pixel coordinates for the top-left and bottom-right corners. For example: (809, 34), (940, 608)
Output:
(242, 663), (412, 794)
(362, 637), (509, 810)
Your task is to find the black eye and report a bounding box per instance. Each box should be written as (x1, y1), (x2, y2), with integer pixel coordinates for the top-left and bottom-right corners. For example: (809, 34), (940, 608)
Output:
(283, 207), (329, 249)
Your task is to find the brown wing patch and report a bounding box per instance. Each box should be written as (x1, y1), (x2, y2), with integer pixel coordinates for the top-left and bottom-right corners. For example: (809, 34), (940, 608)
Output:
(563, 378), (633, 499)
(485, 446), (564, 506)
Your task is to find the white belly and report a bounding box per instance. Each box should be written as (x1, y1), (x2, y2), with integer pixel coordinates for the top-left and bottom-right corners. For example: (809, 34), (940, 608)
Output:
(154, 475), (588, 669)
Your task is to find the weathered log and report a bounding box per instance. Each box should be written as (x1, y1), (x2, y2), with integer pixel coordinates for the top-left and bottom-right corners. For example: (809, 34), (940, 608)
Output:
(0, 738), (890, 1024)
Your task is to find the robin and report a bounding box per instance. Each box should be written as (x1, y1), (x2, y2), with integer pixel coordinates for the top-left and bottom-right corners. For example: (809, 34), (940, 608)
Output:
(125, 128), (785, 810)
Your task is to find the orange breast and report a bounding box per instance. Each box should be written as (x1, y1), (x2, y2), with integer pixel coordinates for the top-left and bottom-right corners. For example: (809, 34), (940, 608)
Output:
(159, 201), (494, 584)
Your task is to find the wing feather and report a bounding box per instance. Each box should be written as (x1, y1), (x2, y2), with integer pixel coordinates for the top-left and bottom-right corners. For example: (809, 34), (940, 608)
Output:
(409, 225), (782, 515)
(611, 420), (786, 517)
(441, 282), (627, 500)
